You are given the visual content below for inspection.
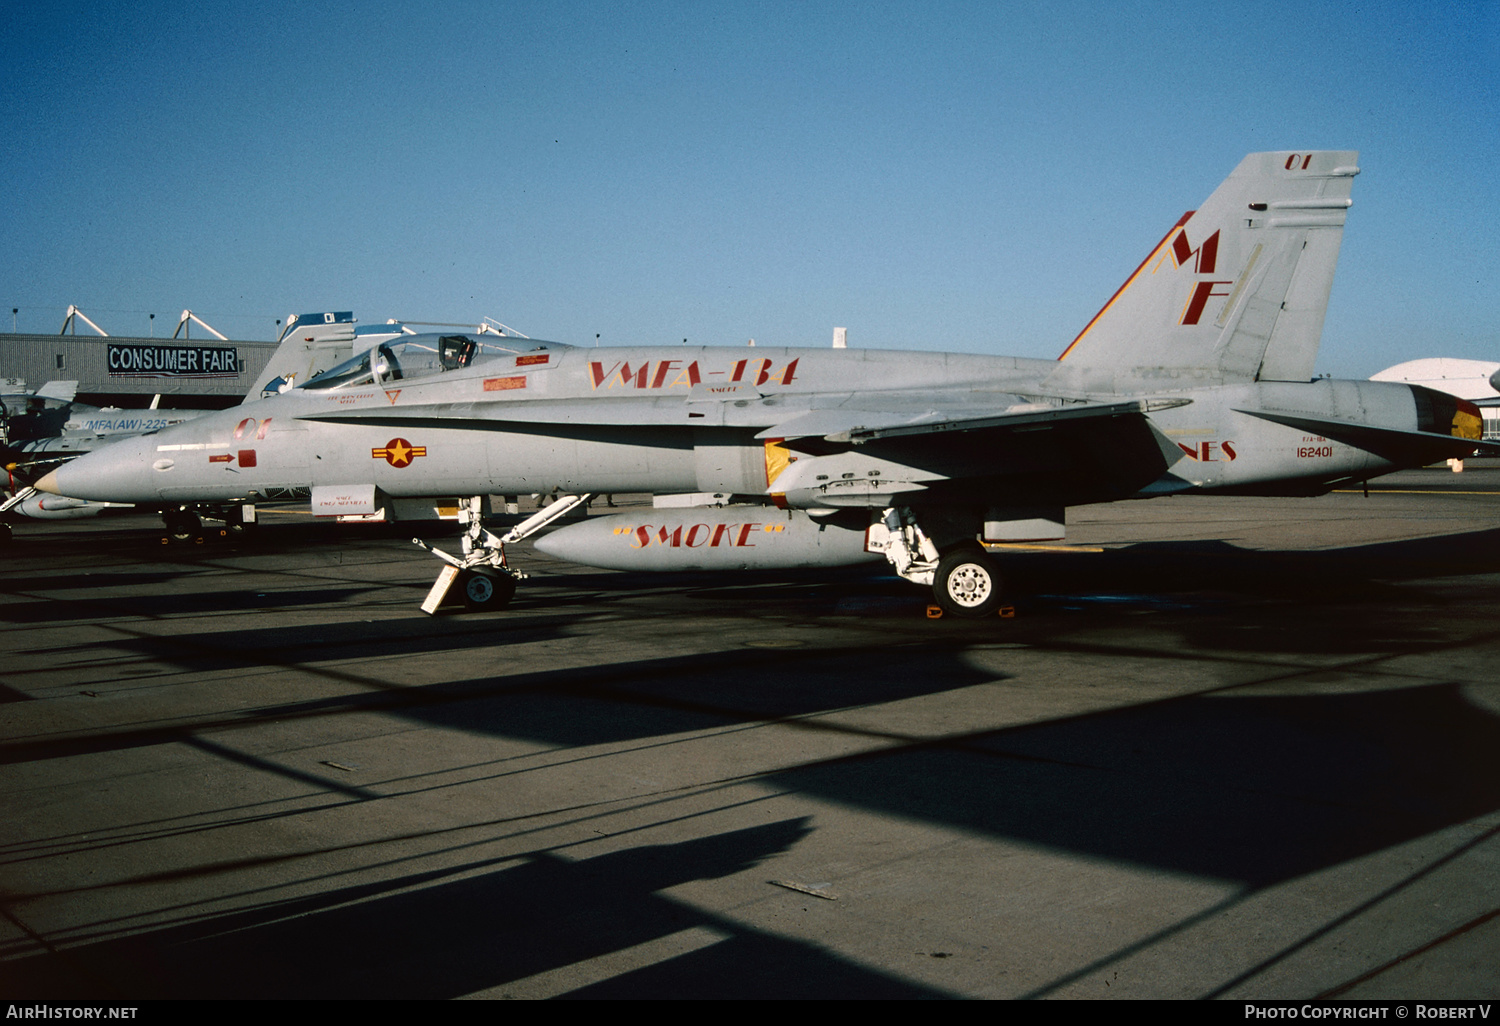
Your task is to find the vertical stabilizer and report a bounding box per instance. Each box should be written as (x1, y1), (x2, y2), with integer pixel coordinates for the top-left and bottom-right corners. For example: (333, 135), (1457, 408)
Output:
(247, 312), (358, 400)
(1050, 151), (1358, 392)
(34, 381), (79, 402)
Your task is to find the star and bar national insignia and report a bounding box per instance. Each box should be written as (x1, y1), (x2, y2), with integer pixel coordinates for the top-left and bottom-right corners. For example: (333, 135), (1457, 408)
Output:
(372, 438), (427, 468)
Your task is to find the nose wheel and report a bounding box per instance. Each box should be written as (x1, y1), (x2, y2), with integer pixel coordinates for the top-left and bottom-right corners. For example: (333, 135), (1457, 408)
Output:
(459, 568), (517, 611)
(933, 544), (1003, 618)
(417, 493), (591, 613)
(163, 506), (202, 542)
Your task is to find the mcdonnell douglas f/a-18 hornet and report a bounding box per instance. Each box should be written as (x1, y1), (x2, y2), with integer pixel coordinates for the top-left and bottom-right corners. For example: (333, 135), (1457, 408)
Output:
(37, 151), (1494, 616)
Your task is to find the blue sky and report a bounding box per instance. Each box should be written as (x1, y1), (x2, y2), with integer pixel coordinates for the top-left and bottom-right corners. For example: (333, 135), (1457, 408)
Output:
(3, 0), (1496, 377)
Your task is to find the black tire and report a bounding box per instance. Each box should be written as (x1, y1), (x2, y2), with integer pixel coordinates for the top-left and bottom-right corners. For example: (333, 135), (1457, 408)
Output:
(163, 508), (201, 543)
(933, 545), (1003, 618)
(459, 569), (517, 611)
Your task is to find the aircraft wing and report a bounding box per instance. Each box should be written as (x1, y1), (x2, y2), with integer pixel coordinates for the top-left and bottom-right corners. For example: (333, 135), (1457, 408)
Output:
(755, 397), (1193, 508)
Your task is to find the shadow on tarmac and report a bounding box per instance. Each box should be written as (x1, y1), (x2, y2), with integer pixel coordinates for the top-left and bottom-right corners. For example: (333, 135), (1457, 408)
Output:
(0, 819), (950, 999)
(4, 519), (1500, 996)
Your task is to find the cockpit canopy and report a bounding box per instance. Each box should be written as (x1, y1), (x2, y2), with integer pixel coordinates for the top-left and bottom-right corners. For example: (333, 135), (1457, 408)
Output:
(299, 334), (568, 392)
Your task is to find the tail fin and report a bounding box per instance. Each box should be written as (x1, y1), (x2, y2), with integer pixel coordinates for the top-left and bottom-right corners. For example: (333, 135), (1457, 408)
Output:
(34, 381), (79, 402)
(1050, 151), (1359, 391)
(247, 312), (357, 400)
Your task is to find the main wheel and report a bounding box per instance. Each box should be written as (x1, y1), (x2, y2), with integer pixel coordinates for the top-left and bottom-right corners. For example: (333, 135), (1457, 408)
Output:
(933, 545), (1003, 617)
(459, 569), (517, 611)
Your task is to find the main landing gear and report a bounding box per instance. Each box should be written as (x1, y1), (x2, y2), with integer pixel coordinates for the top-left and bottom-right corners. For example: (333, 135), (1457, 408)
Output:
(933, 544), (1004, 618)
(415, 493), (591, 613)
(870, 507), (1006, 618)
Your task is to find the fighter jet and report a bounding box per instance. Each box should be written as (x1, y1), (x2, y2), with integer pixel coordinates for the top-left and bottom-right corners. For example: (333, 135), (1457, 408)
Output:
(3, 312), (398, 537)
(36, 151), (1492, 615)
(0, 381), (199, 526)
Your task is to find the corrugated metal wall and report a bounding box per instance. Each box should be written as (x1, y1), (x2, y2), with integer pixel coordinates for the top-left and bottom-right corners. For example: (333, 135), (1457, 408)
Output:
(0, 334), (278, 406)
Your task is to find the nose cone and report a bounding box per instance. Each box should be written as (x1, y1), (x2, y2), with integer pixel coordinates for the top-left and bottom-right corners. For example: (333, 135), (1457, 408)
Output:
(42, 434), (164, 503)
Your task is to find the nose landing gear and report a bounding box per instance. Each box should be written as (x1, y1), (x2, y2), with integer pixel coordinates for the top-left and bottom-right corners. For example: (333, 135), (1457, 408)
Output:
(162, 506), (202, 542)
(416, 493), (591, 613)
(161, 504), (255, 543)
(457, 567), (518, 611)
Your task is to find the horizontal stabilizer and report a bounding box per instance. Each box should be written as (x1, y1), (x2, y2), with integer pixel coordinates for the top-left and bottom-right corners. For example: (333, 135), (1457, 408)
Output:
(1237, 409), (1497, 462)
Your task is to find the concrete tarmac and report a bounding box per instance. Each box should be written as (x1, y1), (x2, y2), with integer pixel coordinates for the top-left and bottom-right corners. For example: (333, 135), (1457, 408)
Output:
(2, 468), (1498, 1000)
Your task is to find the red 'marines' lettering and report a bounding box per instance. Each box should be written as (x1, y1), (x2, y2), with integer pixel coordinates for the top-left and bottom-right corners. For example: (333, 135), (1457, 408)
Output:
(1176, 440), (1237, 461)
